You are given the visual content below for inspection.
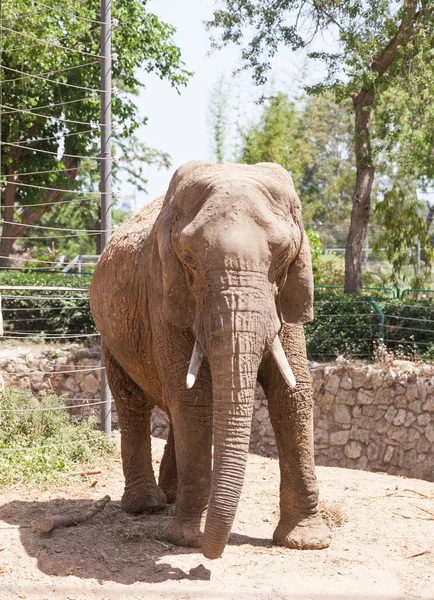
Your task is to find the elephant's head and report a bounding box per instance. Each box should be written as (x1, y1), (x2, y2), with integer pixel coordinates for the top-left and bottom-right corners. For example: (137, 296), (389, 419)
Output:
(155, 161), (313, 559)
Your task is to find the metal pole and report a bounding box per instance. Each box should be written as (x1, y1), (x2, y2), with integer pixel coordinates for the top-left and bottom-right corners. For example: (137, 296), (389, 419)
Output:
(416, 239), (421, 274)
(366, 295), (385, 360)
(100, 0), (112, 436)
(0, 0), (3, 228)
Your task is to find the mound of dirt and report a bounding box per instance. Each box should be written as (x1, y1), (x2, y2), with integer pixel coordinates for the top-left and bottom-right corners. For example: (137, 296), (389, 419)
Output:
(0, 437), (433, 599)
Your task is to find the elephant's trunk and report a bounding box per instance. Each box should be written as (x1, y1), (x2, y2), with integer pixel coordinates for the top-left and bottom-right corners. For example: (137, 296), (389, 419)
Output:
(200, 284), (274, 560)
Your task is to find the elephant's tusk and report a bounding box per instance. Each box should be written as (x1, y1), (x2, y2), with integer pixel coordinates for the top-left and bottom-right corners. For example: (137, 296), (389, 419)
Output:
(271, 335), (296, 389)
(186, 338), (204, 389)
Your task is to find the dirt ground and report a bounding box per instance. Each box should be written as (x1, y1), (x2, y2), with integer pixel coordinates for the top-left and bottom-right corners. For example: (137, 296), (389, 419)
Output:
(0, 437), (433, 600)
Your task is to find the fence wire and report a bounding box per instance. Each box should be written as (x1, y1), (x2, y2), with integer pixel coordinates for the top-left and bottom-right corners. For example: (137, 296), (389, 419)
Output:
(0, 286), (434, 458)
(1, 1), (433, 461)
(0, 0), (114, 453)
(307, 292), (434, 361)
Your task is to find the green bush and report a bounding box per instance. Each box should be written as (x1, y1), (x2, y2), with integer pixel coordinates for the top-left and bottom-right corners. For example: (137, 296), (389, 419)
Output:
(305, 231), (345, 286)
(0, 271), (95, 337)
(306, 292), (379, 360)
(306, 291), (434, 361)
(305, 230), (324, 283)
(315, 253), (346, 286)
(380, 299), (434, 360)
(0, 387), (116, 486)
(2, 272), (434, 361)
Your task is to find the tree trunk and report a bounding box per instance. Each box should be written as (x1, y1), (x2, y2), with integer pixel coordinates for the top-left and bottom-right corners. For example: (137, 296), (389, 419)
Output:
(0, 157), (79, 269)
(0, 169), (19, 269)
(0, 188), (62, 269)
(343, 0), (421, 294)
(421, 203), (434, 263)
(426, 203), (434, 233)
(344, 91), (374, 294)
(0, 228), (16, 269)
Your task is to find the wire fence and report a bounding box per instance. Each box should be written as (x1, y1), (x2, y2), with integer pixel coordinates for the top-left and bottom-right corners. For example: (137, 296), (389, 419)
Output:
(0, 0), (113, 271)
(1, 284), (433, 354)
(0, 283), (432, 464)
(0, 0), (114, 455)
(0, 2), (433, 467)
(306, 291), (434, 361)
(0, 282), (433, 461)
(0, 285), (107, 458)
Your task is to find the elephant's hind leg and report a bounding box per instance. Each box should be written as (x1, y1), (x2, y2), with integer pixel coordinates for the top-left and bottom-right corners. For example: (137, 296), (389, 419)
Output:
(158, 423), (178, 503)
(104, 348), (166, 513)
(260, 325), (331, 550)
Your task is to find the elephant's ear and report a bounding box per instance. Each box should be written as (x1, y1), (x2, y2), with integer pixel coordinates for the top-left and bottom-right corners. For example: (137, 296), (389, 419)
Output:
(279, 231), (314, 324)
(156, 205), (196, 329)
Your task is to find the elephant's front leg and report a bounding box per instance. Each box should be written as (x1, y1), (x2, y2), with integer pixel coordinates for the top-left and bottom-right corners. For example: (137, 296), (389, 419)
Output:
(260, 324), (331, 550)
(164, 374), (213, 548)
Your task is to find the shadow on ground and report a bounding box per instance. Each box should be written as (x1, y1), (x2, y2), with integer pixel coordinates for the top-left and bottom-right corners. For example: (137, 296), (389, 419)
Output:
(0, 498), (271, 585)
(0, 498), (215, 584)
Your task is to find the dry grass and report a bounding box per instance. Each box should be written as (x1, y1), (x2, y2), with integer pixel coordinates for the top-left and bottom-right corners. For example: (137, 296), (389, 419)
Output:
(320, 499), (347, 529)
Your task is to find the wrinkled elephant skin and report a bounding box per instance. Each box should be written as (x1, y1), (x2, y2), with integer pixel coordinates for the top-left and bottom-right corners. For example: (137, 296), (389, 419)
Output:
(90, 161), (331, 559)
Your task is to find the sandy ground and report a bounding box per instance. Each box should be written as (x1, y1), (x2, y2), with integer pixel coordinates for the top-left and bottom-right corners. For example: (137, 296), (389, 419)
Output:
(1, 437), (434, 600)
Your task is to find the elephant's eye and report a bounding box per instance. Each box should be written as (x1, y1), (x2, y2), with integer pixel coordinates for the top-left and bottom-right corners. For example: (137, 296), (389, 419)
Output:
(183, 251), (196, 268)
(183, 253), (196, 288)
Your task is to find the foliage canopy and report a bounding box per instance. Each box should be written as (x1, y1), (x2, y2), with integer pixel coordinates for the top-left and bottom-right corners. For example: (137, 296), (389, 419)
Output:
(208, 0), (434, 293)
(236, 91), (355, 227)
(0, 0), (191, 263)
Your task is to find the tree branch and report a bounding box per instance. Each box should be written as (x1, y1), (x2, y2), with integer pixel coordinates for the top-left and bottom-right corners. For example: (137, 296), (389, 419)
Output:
(371, 0), (421, 78)
(353, 1), (423, 109)
(426, 203), (434, 233)
(6, 157), (80, 239)
(40, 496), (111, 533)
(310, 0), (344, 32)
(10, 120), (43, 162)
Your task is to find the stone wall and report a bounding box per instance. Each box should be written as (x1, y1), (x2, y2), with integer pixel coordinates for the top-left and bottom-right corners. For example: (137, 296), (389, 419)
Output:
(0, 345), (105, 422)
(250, 358), (434, 481)
(1, 345), (433, 481)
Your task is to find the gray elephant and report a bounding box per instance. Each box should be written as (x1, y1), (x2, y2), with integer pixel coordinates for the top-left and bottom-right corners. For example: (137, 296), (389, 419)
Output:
(90, 161), (331, 560)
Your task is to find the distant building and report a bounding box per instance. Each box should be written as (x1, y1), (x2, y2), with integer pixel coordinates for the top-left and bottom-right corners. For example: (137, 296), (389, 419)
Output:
(119, 192), (137, 215)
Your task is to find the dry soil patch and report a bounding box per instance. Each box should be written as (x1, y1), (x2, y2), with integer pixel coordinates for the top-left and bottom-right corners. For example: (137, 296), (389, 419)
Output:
(0, 438), (433, 599)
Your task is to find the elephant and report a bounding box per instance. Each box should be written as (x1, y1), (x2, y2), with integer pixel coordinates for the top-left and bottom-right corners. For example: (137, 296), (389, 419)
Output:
(90, 160), (331, 560)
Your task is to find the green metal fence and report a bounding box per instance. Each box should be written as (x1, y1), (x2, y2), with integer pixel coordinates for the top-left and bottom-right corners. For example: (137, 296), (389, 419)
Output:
(307, 288), (434, 361)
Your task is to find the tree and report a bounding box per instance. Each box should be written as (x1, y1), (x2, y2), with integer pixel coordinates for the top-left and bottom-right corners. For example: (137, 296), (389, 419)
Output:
(0, 0), (191, 268)
(12, 161), (129, 267)
(238, 93), (305, 187)
(235, 91), (355, 230)
(373, 184), (434, 287)
(208, 0), (434, 293)
(207, 75), (230, 163)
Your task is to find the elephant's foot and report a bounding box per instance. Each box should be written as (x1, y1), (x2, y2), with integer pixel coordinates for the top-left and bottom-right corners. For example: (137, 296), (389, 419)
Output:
(159, 481), (177, 504)
(273, 512), (332, 550)
(121, 482), (167, 514)
(164, 518), (202, 548)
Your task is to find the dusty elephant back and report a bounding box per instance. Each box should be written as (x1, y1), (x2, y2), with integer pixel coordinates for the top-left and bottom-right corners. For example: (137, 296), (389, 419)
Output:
(99, 195), (164, 260)
(90, 196), (164, 391)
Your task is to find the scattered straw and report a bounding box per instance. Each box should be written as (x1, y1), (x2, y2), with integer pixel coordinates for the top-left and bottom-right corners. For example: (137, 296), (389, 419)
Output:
(320, 500), (347, 529)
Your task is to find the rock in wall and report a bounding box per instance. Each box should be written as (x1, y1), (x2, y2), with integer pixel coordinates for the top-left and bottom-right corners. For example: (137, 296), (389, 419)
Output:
(0, 345), (106, 422)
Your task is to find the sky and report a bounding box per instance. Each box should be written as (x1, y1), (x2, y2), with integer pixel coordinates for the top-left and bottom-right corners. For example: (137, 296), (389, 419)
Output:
(129, 0), (240, 207)
(125, 0), (329, 209)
